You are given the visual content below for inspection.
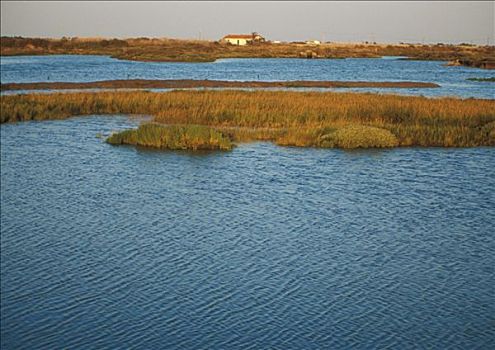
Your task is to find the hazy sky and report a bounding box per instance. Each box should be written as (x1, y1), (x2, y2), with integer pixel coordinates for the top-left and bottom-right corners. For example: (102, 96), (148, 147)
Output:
(1, 1), (494, 44)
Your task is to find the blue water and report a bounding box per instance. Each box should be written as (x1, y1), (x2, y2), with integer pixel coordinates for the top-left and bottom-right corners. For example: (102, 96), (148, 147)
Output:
(1, 116), (495, 349)
(1, 55), (494, 98)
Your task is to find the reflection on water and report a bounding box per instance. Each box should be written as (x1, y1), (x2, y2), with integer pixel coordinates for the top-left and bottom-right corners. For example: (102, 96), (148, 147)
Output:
(1, 116), (494, 349)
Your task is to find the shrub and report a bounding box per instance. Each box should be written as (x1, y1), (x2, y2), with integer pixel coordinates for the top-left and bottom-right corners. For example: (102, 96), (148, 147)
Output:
(319, 125), (399, 148)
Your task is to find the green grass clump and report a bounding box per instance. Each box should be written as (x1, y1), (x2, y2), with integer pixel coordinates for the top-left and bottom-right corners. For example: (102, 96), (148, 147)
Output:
(106, 129), (138, 145)
(319, 125), (399, 148)
(276, 125), (398, 148)
(106, 123), (233, 151)
(467, 77), (495, 82)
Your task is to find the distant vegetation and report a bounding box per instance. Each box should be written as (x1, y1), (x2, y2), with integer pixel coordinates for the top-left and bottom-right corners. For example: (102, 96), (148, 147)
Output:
(1, 90), (494, 148)
(107, 123), (233, 150)
(1, 36), (494, 67)
(466, 77), (495, 82)
(1, 79), (439, 91)
(445, 59), (495, 69)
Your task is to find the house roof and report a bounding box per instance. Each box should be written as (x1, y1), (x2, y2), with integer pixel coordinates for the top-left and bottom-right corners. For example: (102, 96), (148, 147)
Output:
(223, 34), (258, 39)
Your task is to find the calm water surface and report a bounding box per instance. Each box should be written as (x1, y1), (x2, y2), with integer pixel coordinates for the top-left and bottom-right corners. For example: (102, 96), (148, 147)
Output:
(1, 116), (494, 349)
(1, 55), (494, 98)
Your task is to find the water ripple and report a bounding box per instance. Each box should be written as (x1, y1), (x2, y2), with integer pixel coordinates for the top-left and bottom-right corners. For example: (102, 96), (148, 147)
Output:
(1, 116), (495, 349)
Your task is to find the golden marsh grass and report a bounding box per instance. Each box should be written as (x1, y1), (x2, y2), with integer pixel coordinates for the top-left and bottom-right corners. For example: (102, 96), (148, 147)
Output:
(1, 90), (494, 148)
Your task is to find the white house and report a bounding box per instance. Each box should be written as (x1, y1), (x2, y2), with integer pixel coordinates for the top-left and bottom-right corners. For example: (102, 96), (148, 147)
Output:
(221, 33), (265, 46)
(306, 40), (321, 46)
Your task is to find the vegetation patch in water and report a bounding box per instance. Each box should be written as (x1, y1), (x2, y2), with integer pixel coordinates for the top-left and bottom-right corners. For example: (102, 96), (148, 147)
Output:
(466, 77), (495, 82)
(107, 123), (233, 151)
(0, 79), (440, 91)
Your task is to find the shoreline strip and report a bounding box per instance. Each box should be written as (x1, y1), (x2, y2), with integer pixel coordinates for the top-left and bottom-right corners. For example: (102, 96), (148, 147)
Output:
(0, 79), (440, 91)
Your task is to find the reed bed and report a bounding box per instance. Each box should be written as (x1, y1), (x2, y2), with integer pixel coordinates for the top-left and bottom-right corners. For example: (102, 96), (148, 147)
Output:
(1, 90), (494, 148)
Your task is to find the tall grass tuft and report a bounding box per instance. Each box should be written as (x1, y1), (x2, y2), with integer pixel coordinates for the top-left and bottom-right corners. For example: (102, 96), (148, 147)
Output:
(107, 123), (233, 151)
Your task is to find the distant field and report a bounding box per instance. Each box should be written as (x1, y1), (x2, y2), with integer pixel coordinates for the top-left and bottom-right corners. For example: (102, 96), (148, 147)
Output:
(2, 90), (494, 148)
(1, 37), (494, 68)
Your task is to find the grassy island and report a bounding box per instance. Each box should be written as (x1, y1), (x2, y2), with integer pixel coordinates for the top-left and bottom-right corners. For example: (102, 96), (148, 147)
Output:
(1, 90), (494, 149)
(107, 124), (233, 150)
(1, 79), (440, 91)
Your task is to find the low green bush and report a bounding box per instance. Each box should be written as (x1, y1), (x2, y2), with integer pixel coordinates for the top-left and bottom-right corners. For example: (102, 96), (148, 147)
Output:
(318, 125), (399, 148)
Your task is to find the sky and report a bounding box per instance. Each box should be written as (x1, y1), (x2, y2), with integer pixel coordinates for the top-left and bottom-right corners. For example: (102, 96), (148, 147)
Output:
(1, 1), (494, 44)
